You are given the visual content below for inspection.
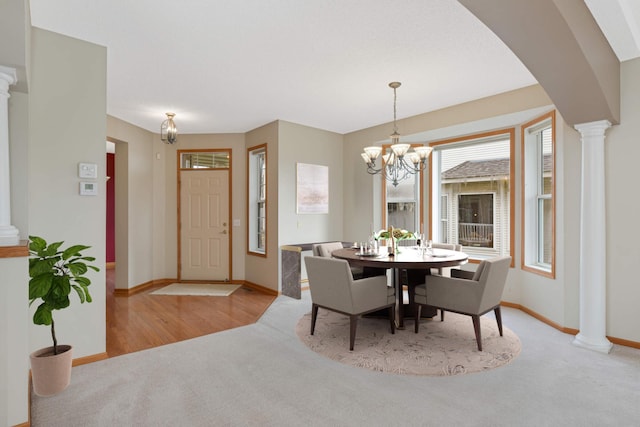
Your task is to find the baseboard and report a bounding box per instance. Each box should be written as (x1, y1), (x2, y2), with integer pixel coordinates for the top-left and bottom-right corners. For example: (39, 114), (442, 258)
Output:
(73, 352), (109, 367)
(113, 278), (174, 296)
(501, 301), (640, 349)
(115, 278), (279, 296)
(243, 280), (278, 296)
(607, 336), (640, 349)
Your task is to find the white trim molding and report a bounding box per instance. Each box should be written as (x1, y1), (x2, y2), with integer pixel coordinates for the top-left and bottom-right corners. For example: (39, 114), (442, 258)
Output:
(573, 120), (612, 353)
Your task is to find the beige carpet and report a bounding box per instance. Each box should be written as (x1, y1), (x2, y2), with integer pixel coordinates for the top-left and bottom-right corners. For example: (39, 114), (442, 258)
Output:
(296, 308), (521, 376)
(151, 283), (241, 296)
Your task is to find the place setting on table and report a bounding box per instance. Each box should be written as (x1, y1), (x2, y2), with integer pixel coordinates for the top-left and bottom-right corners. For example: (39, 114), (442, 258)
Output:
(345, 228), (465, 264)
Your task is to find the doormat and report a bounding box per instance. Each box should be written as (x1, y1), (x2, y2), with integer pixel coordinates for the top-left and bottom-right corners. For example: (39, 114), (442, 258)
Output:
(151, 283), (241, 296)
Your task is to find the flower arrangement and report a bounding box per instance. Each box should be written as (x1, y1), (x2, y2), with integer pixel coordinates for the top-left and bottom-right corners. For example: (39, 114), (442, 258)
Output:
(375, 227), (415, 241)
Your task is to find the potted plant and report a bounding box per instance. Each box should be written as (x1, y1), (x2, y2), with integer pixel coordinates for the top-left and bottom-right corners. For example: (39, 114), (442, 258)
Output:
(28, 235), (100, 396)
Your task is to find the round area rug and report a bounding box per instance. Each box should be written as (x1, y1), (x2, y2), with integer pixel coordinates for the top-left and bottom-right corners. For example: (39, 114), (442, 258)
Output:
(295, 309), (521, 376)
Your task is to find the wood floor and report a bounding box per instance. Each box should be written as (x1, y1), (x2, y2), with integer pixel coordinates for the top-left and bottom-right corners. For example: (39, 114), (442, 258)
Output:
(105, 268), (277, 357)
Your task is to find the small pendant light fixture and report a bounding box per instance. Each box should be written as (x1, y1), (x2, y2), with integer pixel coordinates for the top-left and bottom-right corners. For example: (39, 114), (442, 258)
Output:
(160, 112), (177, 144)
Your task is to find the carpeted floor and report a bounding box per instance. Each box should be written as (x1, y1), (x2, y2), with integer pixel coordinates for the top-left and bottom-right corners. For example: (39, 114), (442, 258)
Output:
(31, 291), (640, 426)
(150, 283), (241, 296)
(296, 309), (520, 376)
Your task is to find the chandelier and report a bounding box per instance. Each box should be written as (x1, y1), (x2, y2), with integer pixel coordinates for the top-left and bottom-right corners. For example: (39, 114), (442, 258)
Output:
(360, 82), (432, 187)
(160, 112), (178, 144)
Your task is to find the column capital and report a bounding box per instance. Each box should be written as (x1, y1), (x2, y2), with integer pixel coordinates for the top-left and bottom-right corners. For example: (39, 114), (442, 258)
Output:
(574, 120), (611, 139)
(0, 66), (17, 98)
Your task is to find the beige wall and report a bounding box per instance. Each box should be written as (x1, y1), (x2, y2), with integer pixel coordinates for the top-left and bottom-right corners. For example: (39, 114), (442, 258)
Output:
(28, 28), (107, 357)
(606, 57), (640, 341)
(277, 120), (344, 244)
(8, 91), (28, 239)
(106, 116), (155, 289)
(0, 255), (29, 426)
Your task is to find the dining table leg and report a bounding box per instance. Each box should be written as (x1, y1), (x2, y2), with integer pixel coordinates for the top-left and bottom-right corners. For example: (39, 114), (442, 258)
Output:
(394, 268), (404, 329)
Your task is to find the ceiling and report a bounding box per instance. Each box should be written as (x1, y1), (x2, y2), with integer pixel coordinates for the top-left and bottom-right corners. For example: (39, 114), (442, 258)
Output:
(28, 0), (640, 137)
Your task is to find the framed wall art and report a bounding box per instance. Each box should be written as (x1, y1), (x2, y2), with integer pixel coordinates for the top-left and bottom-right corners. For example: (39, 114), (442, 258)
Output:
(296, 163), (329, 214)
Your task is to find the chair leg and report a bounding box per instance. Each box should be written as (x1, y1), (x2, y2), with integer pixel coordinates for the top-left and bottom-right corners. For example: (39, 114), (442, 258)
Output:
(389, 306), (396, 334)
(472, 315), (482, 351)
(440, 309), (445, 322)
(494, 306), (503, 336)
(310, 304), (319, 335)
(349, 315), (358, 351)
(414, 304), (422, 333)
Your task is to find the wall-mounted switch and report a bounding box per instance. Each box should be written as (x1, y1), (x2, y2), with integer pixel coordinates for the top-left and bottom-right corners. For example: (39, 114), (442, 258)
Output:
(78, 163), (98, 179)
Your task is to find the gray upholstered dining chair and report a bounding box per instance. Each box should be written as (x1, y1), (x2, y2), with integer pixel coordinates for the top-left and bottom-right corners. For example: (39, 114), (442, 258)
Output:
(311, 241), (344, 257)
(413, 255), (511, 351)
(404, 242), (464, 305)
(311, 242), (364, 279)
(304, 256), (395, 351)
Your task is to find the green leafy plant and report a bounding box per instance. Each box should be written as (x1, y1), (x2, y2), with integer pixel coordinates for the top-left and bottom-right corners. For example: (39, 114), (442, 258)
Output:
(28, 235), (100, 355)
(375, 227), (415, 240)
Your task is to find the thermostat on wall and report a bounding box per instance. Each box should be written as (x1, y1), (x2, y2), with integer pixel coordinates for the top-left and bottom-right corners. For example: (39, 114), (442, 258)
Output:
(80, 181), (98, 196)
(78, 162), (98, 179)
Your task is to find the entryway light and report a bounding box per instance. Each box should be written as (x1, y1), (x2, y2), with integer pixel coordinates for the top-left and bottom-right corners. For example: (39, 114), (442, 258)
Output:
(161, 112), (177, 144)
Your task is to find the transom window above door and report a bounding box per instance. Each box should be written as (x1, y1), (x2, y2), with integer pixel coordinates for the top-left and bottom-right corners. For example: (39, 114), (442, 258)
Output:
(180, 151), (230, 169)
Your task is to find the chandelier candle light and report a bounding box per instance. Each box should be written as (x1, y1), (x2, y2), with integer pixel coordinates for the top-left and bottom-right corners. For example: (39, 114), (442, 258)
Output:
(361, 82), (432, 186)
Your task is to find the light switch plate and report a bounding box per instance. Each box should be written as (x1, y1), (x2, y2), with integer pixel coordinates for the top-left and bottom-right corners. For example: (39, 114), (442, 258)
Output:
(78, 162), (98, 179)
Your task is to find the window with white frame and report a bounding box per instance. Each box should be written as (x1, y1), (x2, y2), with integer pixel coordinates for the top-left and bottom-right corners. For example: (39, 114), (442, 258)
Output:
(522, 111), (555, 277)
(247, 144), (267, 255)
(430, 130), (514, 260)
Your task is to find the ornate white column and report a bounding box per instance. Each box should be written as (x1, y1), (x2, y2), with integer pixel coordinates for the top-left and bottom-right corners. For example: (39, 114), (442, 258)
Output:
(573, 120), (612, 353)
(0, 66), (19, 246)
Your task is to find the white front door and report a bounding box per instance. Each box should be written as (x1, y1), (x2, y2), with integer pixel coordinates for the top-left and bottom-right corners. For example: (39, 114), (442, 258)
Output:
(179, 169), (230, 281)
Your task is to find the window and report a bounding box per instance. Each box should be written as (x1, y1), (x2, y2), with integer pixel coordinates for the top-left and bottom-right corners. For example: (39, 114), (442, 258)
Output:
(440, 194), (449, 243)
(430, 129), (514, 261)
(458, 193), (494, 248)
(382, 144), (424, 234)
(522, 111), (555, 277)
(247, 144), (267, 255)
(180, 151), (230, 169)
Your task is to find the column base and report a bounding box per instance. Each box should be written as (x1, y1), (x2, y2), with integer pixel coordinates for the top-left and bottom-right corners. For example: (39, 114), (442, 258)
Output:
(572, 332), (613, 354)
(0, 225), (19, 246)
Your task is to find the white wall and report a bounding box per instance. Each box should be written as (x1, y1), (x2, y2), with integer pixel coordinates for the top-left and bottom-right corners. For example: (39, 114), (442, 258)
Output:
(28, 28), (107, 357)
